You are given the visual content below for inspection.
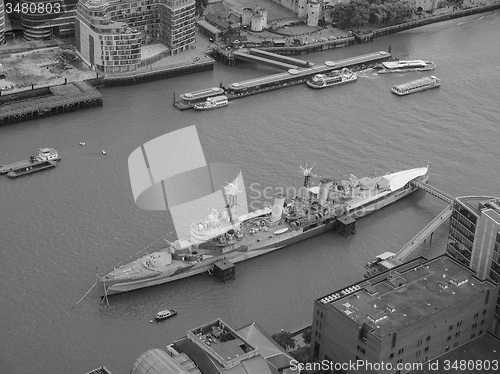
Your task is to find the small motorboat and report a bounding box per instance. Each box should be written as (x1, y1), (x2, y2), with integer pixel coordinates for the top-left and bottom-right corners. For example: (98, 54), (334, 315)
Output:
(155, 309), (177, 321)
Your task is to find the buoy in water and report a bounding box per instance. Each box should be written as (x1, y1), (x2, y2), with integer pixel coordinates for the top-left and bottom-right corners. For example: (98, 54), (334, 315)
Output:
(149, 320), (153, 323)
(101, 150), (107, 155)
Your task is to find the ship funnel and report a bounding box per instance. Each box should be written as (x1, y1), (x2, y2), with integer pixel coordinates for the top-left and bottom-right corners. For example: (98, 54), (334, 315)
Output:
(271, 193), (286, 222)
(318, 178), (333, 205)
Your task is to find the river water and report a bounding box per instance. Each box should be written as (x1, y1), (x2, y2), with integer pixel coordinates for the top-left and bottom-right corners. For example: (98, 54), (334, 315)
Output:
(1, 12), (499, 374)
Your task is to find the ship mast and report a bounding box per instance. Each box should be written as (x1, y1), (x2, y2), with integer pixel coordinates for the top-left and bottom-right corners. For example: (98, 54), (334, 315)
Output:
(300, 162), (316, 189)
(223, 178), (240, 225)
(299, 162), (316, 203)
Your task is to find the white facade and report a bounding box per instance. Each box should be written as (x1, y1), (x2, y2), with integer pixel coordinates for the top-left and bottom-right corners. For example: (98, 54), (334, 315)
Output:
(307, 0), (320, 26)
(250, 8), (267, 31)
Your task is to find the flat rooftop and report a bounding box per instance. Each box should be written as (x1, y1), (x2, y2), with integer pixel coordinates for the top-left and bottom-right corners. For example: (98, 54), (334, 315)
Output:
(325, 255), (497, 339)
(187, 319), (258, 369)
(456, 196), (499, 217)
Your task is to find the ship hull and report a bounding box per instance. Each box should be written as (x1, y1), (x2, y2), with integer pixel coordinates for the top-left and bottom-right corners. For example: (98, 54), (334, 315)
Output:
(99, 175), (426, 296)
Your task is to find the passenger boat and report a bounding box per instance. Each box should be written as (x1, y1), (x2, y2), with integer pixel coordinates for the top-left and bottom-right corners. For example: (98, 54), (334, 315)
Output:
(0, 148), (59, 178)
(155, 309), (177, 321)
(193, 95), (228, 110)
(306, 68), (357, 89)
(391, 76), (440, 96)
(375, 60), (435, 73)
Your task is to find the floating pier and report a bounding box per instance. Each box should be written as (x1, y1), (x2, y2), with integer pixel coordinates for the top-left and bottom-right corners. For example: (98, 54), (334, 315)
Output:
(175, 51), (391, 109)
(0, 81), (102, 125)
(174, 86), (225, 110)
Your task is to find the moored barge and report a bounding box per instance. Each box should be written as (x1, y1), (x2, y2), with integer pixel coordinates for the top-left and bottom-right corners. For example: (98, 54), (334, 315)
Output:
(1, 148), (59, 178)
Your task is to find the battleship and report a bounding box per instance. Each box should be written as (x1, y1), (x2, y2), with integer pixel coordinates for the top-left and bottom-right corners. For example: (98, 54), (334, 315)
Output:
(99, 138), (429, 295)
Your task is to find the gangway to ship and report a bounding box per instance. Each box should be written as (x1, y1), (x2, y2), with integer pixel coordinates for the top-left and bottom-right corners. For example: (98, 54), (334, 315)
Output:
(248, 48), (313, 68)
(232, 50), (299, 70)
(393, 204), (453, 262)
(410, 179), (454, 204)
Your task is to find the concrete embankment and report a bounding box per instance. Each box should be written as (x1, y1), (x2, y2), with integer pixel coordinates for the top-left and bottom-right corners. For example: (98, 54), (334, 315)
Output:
(0, 81), (102, 126)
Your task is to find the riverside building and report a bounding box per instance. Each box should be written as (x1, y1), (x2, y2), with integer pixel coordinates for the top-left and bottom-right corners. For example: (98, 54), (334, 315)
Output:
(310, 255), (499, 374)
(20, 0), (78, 40)
(75, 0), (195, 73)
(131, 318), (297, 374)
(446, 196), (500, 327)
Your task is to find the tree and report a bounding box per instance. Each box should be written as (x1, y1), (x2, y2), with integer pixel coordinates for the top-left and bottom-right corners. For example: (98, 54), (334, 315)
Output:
(302, 328), (311, 345)
(195, 0), (208, 17)
(290, 346), (311, 363)
(272, 330), (296, 350)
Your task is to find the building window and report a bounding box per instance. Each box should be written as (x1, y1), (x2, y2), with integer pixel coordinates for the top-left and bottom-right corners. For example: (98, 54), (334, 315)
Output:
(471, 333), (476, 339)
(399, 348), (404, 355)
(424, 346), (429, 352)
(454, 342), (459, 348)
(474, 312), (479, 319)
(449, 325), (453, 331)
(426, 335), (431, 341)
(445, 346), (450, 351)
(479, 330), (483, 335)
(455, 332), (461, 337)
(390, 353), (394, 359)
(483, 309), (487, 315)
(447, 335), (451, 341)
(481, 319), (485, 325)
(472, 323), (477, 329)
(321, 312), (323, 317)
(417, 339), (422, 346)
(357, 345), (365, 354)
(457, 321), (462, 327)
(416, 350), (421, 357)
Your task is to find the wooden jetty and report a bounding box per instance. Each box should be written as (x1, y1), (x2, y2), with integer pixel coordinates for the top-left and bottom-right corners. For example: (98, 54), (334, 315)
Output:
(0, 81), (102, 125)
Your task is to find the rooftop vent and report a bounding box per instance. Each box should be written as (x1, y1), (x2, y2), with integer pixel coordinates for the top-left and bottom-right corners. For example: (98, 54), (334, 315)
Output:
(386, 304), (396, 313)
(449, 276), (468, 287)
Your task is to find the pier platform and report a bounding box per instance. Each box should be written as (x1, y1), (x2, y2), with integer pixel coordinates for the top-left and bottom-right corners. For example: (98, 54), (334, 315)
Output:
(0, 81), (102, 125)
(175, 51), (390, 109)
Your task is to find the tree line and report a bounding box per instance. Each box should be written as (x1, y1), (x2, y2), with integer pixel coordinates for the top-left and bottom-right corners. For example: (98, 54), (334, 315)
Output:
(329, 0), (414, 29)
